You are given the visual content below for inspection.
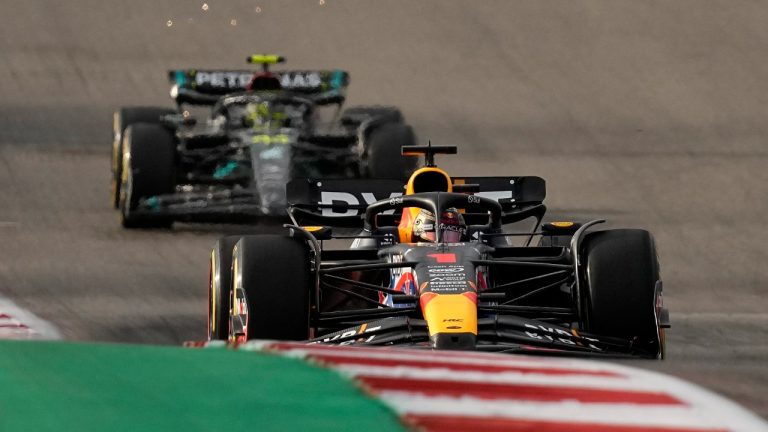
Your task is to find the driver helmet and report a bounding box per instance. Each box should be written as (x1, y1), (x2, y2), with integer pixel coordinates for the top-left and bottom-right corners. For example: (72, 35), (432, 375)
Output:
(244, 101), (287, 131)
(246, 73), (282, 91)
(412, 207), (467, 243)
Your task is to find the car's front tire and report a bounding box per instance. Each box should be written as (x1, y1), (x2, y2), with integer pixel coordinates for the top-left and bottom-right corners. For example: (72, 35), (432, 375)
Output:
(111, 107), (175, 208)
(119, 123), (176, 229)
(208, 236), (241, 341)
(229, 235), (312, 342)
(580, 229), (663, 357)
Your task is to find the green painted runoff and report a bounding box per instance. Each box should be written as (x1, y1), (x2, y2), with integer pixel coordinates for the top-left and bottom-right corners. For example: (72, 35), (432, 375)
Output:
(0, 340), (405, 432)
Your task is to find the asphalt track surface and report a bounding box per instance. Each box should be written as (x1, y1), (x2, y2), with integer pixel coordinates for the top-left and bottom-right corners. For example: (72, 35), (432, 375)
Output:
(0, 0), (766, 420)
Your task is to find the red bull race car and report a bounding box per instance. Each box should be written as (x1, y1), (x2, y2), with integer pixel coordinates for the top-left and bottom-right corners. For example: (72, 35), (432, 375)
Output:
(207, 145), (670, 358)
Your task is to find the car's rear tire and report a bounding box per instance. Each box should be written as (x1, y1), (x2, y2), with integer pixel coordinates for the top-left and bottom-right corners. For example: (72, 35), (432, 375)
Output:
(580, 229), (663, 357)
(340, 105), (403, 127)
(208, 236), (240, 341)
(366, 122), (418, 180)
(119, 123), (176, 229)
(230, 235), (311, 342)
(111, 107), (176, 208)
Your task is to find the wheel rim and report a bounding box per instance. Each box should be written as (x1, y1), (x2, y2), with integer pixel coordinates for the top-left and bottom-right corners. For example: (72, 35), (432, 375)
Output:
(111, 112), (123, 207)
(119, 140), (134, 222)
(207, 251), (216, 340)
(111, 112), (122, 174)
(228, 252), (248, 344)
(654, 281), (666, 359)
(228, 289), (248, 344)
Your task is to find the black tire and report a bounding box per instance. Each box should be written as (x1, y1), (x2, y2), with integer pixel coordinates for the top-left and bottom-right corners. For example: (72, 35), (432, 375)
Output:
(230, 235), (311, 341)
(208, 236), (241, 341)
(119, 123), (176, 228)
(365, 122), (418, 180)
(111, 107), (176, 208)
(580, 229), (662, 356)
(340, 105), (403, 127)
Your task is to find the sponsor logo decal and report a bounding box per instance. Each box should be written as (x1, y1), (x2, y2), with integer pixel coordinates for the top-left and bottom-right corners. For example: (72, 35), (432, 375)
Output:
(309, 325), (382, 345)
(279, 72), (322, 89)
(319, 191), (402, 217)
(427, 253), (456, 264)
(424, 264), (468, 292)
(523, 323), (601, 350)
(194, 71), (253, 88)
(389, 196), (403, 206)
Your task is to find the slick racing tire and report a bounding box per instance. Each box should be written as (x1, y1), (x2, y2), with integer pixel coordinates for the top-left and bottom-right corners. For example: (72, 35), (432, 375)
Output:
(208, 236), (241, 341)
(119, 123), (176, 229)
(365, 122), (418, 180)
(230, 235), (311, 342)
(580, 229), (663, 357)
(111, 107), (175, 208)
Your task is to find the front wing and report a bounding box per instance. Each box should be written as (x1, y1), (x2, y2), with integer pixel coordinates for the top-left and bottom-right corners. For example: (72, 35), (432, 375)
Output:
(308, 315), (656, 358)
(130, 188), (283, 223)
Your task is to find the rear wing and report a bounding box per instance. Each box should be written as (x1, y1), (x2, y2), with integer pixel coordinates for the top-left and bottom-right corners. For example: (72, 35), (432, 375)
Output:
(287, 178), (405, 228)
(286, 176), (546, 228)
(168, 69), (350, 106)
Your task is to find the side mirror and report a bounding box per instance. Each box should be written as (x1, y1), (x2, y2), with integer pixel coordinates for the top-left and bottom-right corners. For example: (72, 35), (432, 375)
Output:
(542, 221), (582, 235)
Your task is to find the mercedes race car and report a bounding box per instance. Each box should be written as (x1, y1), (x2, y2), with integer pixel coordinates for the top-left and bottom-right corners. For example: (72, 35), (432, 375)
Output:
(207, 145), (670, 358)
(111, 55), (416, 228)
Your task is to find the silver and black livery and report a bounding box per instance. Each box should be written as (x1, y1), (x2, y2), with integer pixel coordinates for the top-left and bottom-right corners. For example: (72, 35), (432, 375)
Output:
(111, 55), (417, 228)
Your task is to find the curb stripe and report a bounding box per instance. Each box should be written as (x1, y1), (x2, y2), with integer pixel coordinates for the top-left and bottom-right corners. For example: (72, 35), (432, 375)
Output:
(359, 376), (682, 404)
(257, 342), (627, 374)
(306, 353), (621, 377)
(322, 364), (673, 393)
(0, 298), (61, 340)
(384, 394), (729, 429)
(404, 415), (729, 432)
(201, 341), (768, 431)
(0, 322), (29, 328)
